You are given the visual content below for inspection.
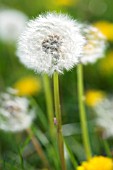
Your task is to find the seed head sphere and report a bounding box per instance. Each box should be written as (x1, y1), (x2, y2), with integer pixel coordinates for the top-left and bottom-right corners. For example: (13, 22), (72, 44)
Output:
(17, 13), (85, 75)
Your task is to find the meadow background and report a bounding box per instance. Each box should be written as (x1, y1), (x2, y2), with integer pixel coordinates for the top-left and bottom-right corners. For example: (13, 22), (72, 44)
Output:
(0, 0), (113, 169)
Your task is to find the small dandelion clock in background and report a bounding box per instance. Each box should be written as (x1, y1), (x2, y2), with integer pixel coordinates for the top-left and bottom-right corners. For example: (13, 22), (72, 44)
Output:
(0, 9), (28, 43)
(17, 12), (85, 170)
(94, 96), (113, 139)
(0, 89), (35, 132)
(0, 88), (50, 168)
(81, 25), (106, 64)
(76, 24), (106, 160)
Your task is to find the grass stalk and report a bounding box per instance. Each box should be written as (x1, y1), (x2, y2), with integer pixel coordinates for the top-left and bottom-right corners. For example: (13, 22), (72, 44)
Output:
(26, 128), (50, 169)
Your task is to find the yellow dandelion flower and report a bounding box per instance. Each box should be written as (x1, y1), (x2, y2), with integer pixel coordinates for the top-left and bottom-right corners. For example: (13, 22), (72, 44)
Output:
(52, 0), (76, 6)
(94, 21), (113, 41)
(77, 166), (85, 170)
(77, 156), (113, 170)
(14, 76), (41, 96)
(99, 51), (113, 75)
(85, 90), (105, 107)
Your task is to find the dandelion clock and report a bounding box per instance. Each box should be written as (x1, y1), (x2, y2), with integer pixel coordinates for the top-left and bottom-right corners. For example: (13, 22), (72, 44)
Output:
(0, 89), (35, 132)
(17, 12), (85, 75)
(0, 9), (28, 43)
(81, 25), (106, 64)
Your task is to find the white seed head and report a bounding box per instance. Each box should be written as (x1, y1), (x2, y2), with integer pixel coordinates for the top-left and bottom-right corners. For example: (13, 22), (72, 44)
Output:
(0, 89), (35, 132)
(17, 12), (85, 75)
(94, 97), (113, 138)
(0, 9), (28, 43)
(80, 25), (106, 64)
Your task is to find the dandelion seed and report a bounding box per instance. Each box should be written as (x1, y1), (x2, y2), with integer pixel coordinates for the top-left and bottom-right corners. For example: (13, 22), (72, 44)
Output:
(17, 12), (85, 75)
(53, 117), (57, 125)
(0, 88), (35, 132)
(80, 25), (106, 64)
(0, 9), (28, 43)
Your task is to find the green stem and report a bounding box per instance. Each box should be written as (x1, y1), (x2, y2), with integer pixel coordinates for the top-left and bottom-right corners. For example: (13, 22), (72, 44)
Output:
(77, 64), (92, 160)
(53, 72), (66, 170)
(103, 139), (112, 157)
(42, 74), (55, 138)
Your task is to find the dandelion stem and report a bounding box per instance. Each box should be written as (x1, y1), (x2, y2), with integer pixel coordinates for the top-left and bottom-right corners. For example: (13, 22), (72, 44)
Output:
(42, 74), (55, 138)
(77, 64), (92, 160)
(26, 128), (50, 169)
(53, 72), (66, 170)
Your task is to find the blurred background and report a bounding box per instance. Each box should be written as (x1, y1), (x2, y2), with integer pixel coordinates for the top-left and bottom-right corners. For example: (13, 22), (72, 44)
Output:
(0, 0), (113, 169)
